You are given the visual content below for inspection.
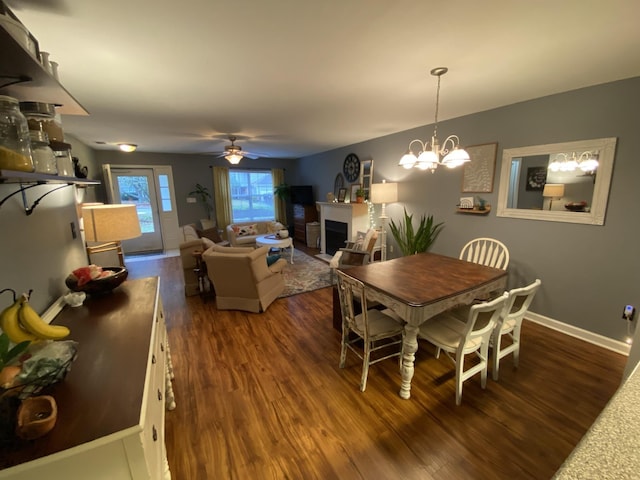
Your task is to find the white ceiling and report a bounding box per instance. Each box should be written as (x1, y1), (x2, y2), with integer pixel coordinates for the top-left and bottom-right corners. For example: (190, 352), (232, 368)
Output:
(6, 0), (640, 159)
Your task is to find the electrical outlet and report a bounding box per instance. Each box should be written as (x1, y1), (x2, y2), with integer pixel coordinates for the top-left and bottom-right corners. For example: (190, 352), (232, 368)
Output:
(389, 244), (394, 253)
(622, 305), (636, 321)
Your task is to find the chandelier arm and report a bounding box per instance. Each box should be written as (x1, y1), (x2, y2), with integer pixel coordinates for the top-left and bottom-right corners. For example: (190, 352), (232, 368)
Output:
(438, 135), (461, 157)
(408, 139), (428, 153)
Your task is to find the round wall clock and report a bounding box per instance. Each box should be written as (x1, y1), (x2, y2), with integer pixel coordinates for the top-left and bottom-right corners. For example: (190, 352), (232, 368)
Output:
(343, 153), (360, 182)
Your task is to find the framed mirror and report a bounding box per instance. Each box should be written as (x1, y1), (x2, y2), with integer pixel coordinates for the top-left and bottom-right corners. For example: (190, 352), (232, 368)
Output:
(359, 159), (374, 201)
(496, 137), (617, 225)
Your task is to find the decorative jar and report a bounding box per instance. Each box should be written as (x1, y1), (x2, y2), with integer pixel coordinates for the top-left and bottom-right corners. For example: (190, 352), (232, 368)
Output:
(0, 95), (34, 172)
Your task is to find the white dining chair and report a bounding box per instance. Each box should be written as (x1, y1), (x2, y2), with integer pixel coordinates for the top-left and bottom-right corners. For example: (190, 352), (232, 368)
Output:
(417, 292), (509, 405)
(491, 279), (542, 380)
(459, 237), (510, 271)
(336, 270), (404, 392)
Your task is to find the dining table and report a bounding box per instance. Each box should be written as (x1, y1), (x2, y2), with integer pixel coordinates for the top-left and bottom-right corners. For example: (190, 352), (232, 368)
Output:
(340, 252), (508, 399)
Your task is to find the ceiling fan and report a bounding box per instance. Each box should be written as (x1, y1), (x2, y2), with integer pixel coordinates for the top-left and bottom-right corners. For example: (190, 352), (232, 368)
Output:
(214, 136), (261, 164)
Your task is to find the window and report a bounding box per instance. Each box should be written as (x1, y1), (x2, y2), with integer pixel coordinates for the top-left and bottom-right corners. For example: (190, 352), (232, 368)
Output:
(158, 174), (173, 212)
(229, 169), (275, 222)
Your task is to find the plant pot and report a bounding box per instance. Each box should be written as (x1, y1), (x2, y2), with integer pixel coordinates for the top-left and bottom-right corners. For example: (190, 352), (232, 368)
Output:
(356, 196), (364, 203)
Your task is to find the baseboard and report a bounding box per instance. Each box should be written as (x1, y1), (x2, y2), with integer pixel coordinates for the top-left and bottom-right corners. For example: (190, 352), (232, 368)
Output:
(526, 311), (630, 356)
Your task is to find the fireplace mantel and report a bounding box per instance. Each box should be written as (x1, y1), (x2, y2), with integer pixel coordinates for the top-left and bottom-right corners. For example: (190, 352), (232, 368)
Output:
(317, 202), (370, 254)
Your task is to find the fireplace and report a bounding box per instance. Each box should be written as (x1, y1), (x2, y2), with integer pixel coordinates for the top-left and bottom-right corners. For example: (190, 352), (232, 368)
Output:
(317, 202), (370, 255)
(325, 220), (348, 255)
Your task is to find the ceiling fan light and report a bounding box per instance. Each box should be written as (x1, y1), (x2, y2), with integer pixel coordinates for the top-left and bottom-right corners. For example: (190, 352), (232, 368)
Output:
(225, 153), (243, 164)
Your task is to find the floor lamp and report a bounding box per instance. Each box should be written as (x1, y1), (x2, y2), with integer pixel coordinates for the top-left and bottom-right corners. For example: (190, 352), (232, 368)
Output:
(82, 204), (142, 267)
(370, 180), (398, 262)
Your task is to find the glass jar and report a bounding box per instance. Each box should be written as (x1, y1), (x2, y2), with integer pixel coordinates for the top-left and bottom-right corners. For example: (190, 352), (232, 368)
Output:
(53, 146), (74, 177)
(29, 130), (57, 174)
(0, 95), (34, 172)
(19, 101), (64, 142)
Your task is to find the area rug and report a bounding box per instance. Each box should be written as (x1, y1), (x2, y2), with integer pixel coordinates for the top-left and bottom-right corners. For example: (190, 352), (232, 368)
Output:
(279, 249), (332, 298)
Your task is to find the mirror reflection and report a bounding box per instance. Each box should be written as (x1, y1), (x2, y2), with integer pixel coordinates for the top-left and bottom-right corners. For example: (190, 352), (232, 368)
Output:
(497, 138), (617, 225)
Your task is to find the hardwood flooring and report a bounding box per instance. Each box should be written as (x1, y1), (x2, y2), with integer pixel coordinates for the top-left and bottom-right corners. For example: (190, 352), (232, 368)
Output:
(126, 249), (626, 480)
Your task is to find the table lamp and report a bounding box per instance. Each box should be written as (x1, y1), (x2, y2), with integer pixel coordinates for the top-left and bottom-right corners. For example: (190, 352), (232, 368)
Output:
(542, 183), (565, 211)
(82, 204), (142, 266)
(370, 180), (398, 261)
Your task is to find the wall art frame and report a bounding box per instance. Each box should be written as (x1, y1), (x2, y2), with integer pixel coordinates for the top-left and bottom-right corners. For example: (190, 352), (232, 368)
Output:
(461, 142), (498, 193)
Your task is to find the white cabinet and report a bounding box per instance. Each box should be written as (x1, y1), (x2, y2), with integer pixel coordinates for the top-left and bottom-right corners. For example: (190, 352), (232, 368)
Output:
(0, 277), (173, 479)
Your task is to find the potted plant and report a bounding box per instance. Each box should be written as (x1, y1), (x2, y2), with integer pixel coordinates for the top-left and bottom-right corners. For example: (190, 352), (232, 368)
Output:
(188, 183), (213, 220)
(389, 208), (444, 256)
(273, 183), (291, 201)
(355, 188), (365, 203)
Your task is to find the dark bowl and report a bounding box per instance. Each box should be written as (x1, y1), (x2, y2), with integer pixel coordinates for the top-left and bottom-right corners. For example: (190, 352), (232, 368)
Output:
(564, 202), (587, 212)
(65, 267), (128, 294)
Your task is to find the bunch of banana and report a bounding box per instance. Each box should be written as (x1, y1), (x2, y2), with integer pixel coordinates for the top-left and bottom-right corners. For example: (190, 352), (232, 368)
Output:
(0, 289), (70, 343)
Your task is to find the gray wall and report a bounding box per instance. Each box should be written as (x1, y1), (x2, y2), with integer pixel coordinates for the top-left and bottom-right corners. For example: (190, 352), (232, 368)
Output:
(294, 76), (640, 342)
(2, 77), (637, 343)
(92, 150), (299, 227)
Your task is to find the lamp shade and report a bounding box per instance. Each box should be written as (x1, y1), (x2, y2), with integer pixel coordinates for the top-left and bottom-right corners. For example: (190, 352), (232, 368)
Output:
(370, 182), (398, 204)
(542, 183), (565, 198)
(82, 204), (142, 242)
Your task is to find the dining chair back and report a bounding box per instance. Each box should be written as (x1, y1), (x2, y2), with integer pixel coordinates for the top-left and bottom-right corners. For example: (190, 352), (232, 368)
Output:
(329, 228), (379, 283)
(418, 292), (509, 405)
(491, 278), (542, 380)
(336, 270), (404, 392)
(459, 237), (510, 270)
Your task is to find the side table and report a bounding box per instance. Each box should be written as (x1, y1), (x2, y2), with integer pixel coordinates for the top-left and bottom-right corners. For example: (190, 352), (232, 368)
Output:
(192, 250), (214, 300)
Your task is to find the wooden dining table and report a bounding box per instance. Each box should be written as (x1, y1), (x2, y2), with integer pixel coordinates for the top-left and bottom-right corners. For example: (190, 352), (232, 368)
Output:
(340, 252), (508, 399)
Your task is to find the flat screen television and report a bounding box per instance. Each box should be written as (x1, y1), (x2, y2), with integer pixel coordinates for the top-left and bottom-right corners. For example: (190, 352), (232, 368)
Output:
(290, 185), (314, 205)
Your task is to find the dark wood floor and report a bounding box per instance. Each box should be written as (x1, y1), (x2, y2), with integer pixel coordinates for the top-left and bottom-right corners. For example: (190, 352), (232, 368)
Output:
(127, 247), (626, 480)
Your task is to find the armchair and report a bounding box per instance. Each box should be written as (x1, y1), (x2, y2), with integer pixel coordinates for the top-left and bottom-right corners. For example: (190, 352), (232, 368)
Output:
(202, 244), (287, 313)
(329, 228), (378, 282)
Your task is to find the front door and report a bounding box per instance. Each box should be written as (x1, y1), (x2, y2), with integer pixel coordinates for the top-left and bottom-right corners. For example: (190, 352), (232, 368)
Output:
(109, 168), (164, 254)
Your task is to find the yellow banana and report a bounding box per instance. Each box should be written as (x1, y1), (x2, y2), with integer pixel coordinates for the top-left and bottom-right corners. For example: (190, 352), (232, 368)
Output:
(1, 299), (39, 344)
(18, 295), (70, 340)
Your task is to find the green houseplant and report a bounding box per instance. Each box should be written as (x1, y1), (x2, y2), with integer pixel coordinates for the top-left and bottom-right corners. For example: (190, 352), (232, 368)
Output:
(355, 188), (366, 202)
(273, 183), (291, 200)
(389, 208), (444, 256)
(188, 183), (213, 219)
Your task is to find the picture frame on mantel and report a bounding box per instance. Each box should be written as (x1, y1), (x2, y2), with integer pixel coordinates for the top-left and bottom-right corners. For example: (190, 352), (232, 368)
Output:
(461, 142), (498, 193)
(337, 188), (347, 202)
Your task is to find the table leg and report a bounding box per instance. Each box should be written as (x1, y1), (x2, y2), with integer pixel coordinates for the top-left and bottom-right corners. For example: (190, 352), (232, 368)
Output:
(400, 324), (419, 399)
(289, 240), (294, 264)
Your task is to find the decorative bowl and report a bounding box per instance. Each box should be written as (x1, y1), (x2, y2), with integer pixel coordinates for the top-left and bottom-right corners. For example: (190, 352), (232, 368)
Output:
(65, 267), (128, 294)
(16, 395), (57, 440)
(564, 201), (587, 212)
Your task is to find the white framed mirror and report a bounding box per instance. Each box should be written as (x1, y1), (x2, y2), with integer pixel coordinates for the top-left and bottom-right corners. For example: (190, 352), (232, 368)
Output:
(496, 138), (617, 225)
(359, 158), (374, 201)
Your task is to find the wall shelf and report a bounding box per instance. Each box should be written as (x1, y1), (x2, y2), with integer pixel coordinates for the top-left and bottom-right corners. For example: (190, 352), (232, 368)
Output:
(456, 206), (491, 215)
(0, 21), (88, 115)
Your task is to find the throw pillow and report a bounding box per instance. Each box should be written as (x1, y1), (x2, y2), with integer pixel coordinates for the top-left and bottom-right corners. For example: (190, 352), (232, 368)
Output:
(197, 227), (223, 244)
(267, 221), (285, 233)
(266, 254), (281, 266)
(353, 231), (367, 251)
(234, 223), (258, 237)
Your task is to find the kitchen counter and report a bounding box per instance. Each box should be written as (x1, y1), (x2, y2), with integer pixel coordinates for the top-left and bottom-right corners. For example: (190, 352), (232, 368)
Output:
(553, 361), (640, 479)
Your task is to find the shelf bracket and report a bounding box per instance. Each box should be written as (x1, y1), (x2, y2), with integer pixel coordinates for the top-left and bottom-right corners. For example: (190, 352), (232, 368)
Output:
(0, 183), (42, 208)
(25, 184), (73, 216)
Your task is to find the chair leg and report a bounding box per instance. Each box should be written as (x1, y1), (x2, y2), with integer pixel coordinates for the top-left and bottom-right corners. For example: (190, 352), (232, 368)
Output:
(513, 340), (520, 368)
(492, 333), (502, 381)
(435, 347), (442, 358)
(455, 359), (463, 406)
(360, 341), (371, 392)
(339, 328), (348, 369)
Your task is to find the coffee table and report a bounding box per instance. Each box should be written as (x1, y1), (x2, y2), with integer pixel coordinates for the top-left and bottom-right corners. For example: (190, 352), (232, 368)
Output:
(255, 234), (294, 264)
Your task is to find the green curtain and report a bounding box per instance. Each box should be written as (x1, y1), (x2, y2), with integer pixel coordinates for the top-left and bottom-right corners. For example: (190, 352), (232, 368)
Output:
(212, 167), (232, 237)
(272, 168), (287, 225)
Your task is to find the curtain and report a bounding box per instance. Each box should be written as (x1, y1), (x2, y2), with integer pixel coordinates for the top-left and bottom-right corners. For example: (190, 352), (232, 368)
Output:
(212, 167), (232, 237)
(272, 168), (287, 225)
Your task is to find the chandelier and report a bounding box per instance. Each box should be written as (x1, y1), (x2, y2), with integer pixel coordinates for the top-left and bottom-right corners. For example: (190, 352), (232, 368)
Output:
(548, 151), (599, 173)
(399, 67), (470, 172)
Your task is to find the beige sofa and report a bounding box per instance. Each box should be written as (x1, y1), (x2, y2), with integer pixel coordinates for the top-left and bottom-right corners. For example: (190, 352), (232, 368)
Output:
(203, 244), (287, 312)
(225, 220), (286, 247)
(179, 223), (227, 296)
